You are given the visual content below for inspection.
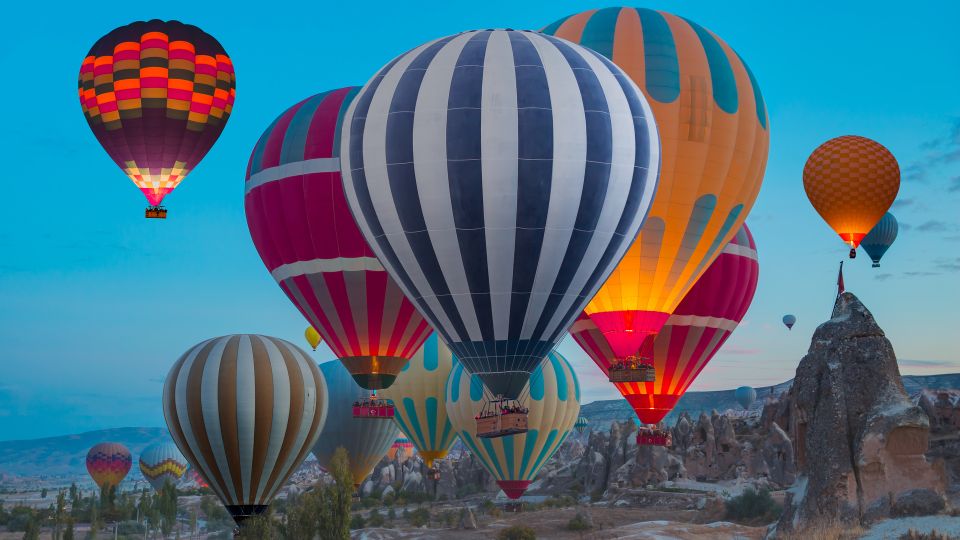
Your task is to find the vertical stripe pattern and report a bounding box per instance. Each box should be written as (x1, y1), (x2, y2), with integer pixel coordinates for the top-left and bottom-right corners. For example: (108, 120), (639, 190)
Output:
(445, 350), (581, 499)
(311, 361), (398, 487)
(245, 88), (432, 390)
(570, 224), (758, 425)
(162, 335), (327, 516)
(380, 334), (459, 467)
(342, 30), (660, 400)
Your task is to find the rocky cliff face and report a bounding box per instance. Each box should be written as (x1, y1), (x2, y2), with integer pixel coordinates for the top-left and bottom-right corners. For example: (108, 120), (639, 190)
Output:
(776, 292), (947, 533)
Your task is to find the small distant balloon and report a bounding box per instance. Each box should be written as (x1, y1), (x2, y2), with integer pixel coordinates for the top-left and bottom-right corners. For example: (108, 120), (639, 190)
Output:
(575, 416), (589, 434)
(783, 315), (797, 330)
(861, 212), (898, 268)
(138, 442), (187, 492)
(305, 326), (322, 351)
(735, 386), (757, 410)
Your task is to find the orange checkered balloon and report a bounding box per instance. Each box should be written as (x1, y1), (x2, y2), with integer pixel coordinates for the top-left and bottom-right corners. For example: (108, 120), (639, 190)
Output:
(78, 20), (236, 213)
(803, 136), (899, 255)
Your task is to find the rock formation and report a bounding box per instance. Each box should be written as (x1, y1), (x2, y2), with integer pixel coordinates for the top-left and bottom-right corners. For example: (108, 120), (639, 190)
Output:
(776, 292), (947, 533)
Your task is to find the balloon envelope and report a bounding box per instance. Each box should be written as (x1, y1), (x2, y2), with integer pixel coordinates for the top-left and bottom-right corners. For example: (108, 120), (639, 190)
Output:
(572, 225), (758, 424)
(380, 334), (458, 467)
(783, 314), (796, 330)
(312, 361), (397, 487)
(245, 88), (431, 390)
(735, 386), (757, 410)
(803, 136), (899, 250)
(87, 442), (132, 490)
(79, 20), (236, 207)
(304, 327), (322, 351)
(139, 442), (187, 492)
(861, 212), (898, 267)
(575, 416), (589, 433)
(446, 351), (581, 499)
(387, 437), (415, 463)
(163, 335), (327, 526)
(544, 8), (769, 357)
(342, 29), (660, 400)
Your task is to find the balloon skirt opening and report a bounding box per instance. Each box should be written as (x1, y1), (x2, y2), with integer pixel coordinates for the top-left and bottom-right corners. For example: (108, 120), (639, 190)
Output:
(625, 394), (679, 425)
(497, 480), (531, 500)
(340, 356), (408, 390)
(587, 311), (669, 359)
(226, 505), (268, 527)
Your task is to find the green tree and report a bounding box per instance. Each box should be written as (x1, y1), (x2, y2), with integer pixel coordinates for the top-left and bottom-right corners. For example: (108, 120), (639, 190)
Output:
(41, 488), (48, 499)
(53, 490), (66, 540)
(63, 517), (74, 540)
(280, 491), (318, 540)
(239, 509), (275, 539)
(155, 481), (179, 536)
(22, 514), (40, 540)
(316, 447), (353, 540)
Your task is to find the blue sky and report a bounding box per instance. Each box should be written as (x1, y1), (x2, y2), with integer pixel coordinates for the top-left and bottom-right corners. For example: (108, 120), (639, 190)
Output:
(1, 1), (959, 440)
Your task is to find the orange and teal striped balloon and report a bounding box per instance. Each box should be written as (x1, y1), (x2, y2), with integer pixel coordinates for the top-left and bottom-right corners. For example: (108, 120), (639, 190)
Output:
(544, 8), (769, 359)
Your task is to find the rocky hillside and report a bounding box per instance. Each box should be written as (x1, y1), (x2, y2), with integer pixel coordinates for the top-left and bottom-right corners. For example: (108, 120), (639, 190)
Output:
(581, 374), (960, 428)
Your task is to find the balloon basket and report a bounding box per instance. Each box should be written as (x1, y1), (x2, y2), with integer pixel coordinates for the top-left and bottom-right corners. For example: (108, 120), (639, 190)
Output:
(476, 397), (528, 438)
(608, 359), (656, 383)
(872, 263), (880, 268)
(145, 206), (167, 219)
(636, 427), (671, 447)
(352, 397), (395, 419)
(849, 248), (857, 259)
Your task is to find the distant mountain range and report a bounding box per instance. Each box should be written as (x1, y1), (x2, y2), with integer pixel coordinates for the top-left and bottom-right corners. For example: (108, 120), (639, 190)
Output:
(580, 373), (960, 428)
(0, 427), (169, 478)
(2, 374), (957, 479)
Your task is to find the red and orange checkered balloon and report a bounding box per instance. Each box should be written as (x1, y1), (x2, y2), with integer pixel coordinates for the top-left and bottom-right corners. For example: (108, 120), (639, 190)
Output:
(803, 136), (900, 251)
(78, 20), (236, 209)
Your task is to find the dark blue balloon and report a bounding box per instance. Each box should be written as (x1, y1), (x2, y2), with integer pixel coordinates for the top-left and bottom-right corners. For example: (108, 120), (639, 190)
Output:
(861, 212), (898, 268)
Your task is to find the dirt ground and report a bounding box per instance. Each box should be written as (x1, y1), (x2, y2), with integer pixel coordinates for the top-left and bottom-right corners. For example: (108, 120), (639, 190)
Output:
(353, 504), (767, 539)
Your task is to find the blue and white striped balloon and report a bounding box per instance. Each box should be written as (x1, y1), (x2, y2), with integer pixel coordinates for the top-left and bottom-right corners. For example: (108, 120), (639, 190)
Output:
(341, 29), (661, 400)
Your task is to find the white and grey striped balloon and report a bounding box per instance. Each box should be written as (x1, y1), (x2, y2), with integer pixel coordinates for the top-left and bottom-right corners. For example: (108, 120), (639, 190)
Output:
(341, 29), (660, 399)
(162, 335), (328, 524)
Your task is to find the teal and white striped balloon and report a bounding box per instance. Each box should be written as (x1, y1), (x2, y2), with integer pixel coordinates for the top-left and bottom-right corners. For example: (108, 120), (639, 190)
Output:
(445, 351), (580, 499)
(381, 335), (458, 467)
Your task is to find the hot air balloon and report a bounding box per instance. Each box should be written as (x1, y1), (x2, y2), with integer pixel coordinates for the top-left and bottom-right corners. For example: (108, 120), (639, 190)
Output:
(87, 442), (132, 491)
(571, 224), (759, 429)
(803, 136), (900, 258)
(304, 327), (322, 351)
(138, 442), (187, 492)
(341, 29), (660, 430)
(79, 20), (236, 218)
(245, 88), (431, 407)
(861, 212), (898, 268)
(544, 8), (769, 366)
(734, 386), (757, 410)
(187, 467), (209, 489)
(312, 361), (397, 488)
(446, 350), (580, 499)
(783, 314), (796, 330)
(379, 334), (459, 469)
(575, 416), (589, 434)
(387, 437), (415, 463)
(163, 335), (328, 526)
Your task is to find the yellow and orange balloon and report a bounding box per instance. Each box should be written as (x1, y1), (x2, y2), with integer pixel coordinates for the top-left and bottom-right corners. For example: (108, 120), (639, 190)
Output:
(803, 136), (900, 257)
(543, 7), (769, 357)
